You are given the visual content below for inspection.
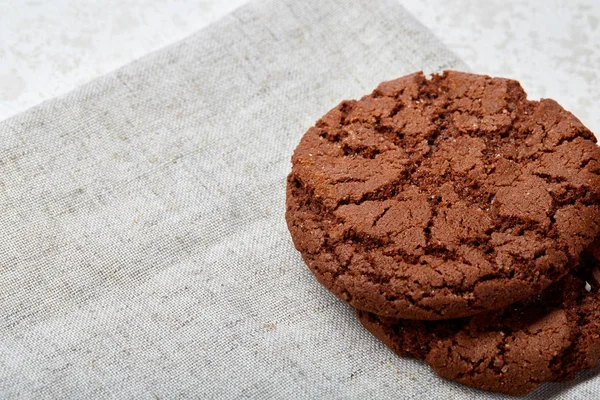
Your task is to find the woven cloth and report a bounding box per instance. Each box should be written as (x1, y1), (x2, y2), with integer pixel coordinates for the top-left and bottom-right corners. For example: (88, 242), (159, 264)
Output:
(0, 0), (597, 398)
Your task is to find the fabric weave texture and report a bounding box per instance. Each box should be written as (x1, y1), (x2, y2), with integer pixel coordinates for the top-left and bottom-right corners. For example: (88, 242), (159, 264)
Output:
(0, 0), (596, 398)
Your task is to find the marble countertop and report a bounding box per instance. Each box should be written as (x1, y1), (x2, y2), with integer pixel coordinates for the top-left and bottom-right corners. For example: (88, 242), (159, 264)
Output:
(1, 0), (598, 134)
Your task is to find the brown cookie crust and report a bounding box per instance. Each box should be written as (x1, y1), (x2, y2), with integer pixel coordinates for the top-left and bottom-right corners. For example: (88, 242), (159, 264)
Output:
(286, 71), (600, 319)
(357, 254), (600, 396)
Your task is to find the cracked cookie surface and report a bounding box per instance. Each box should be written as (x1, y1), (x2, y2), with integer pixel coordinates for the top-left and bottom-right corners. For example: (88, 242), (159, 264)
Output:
(356, 247), (600, 396)
(286, 71), (600, 319)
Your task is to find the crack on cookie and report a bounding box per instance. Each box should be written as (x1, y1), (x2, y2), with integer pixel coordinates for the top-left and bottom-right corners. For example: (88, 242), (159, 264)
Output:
(532, 172), (567, 184)
(330, 176), (368, 184)
(580, 156), (599, 169)
(332, 176), (405, 210)
(371, 206), (392, 228)
(339, 100), (356, 127)
(340, 142), (382, 159)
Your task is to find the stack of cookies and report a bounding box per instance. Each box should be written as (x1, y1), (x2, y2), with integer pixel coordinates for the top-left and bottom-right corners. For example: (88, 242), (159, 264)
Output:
(285, 71), (600, 396)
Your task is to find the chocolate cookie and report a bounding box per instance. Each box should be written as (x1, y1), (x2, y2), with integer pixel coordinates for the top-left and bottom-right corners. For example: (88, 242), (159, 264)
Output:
(356, 250), (600, 396)
(286, 71), (600, 319)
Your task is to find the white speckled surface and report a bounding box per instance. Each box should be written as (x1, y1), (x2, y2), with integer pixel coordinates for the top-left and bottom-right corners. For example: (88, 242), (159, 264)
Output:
(0, 0), (246, 119)
(1, 0), (599, 134)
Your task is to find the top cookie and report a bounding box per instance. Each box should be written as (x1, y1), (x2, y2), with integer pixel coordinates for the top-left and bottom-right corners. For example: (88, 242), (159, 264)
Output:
(286, 71), (600, 320)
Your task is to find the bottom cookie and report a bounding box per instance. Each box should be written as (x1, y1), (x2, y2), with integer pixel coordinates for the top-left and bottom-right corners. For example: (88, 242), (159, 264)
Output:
(357, 254), (600, 396)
